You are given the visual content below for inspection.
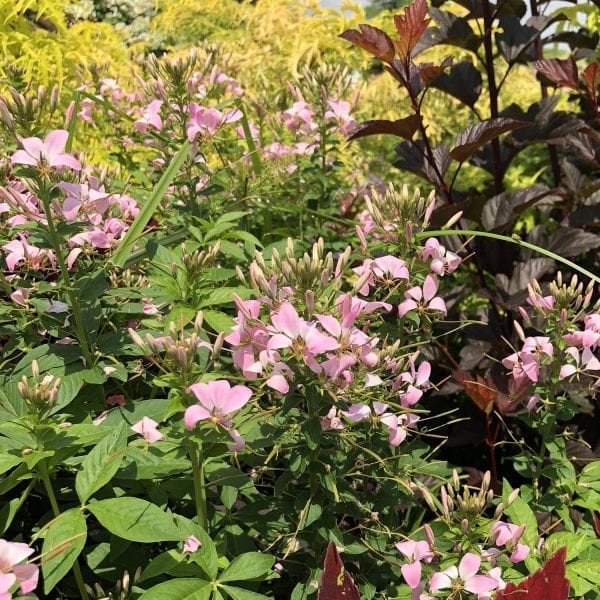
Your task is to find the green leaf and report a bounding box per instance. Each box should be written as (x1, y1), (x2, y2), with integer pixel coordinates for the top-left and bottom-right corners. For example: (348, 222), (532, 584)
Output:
(202, 310), (235, 334)
(139, 579), (211, 600)
(75, 422), (128, 503)
(111, 140), (192, 268)
(0, 453), (22, 475)
(139, 550), (184, 582)
(219, 552), (275, 582)
(175, 517), (219, 580)
(502, 480), (538, 546)
(41, 508), (87, 594)
(87, 498), (181, 542)
(546, 531), (595, 561)
(219, 585), (271, 600)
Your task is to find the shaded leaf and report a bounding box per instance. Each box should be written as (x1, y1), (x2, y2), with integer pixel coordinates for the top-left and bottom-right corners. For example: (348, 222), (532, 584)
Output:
(495, 547), (569, 599)
(481, 185), (550, 231)
(535, 57), (579, 88)
(546, 226), (600, 258)
(431, 61), (482, 107)
(425, 9), (480, 52)
(496, 15), (540, 64)
(139, 579), (211, 600)
(393, 0), (430, 60)
(348, 115), (420, 141)
(317, 543), (360, 600)
(393, 141), (449, 185)
(450, 118), (528, 162)
(339, 24), (395, 62)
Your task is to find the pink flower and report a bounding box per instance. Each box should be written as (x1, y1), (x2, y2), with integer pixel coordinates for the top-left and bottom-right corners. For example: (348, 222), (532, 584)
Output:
(398, 275), (447, 318)
(353, 256), (409, 295)
(490, 521), (530, 563)
(380, 413), (419, 446)
(183, 535), (201, 553)
(184, 380), (252, 430)
(11, 130), (81, 170)
(134, 100), (163, 132)
(395, 540), (434, 589)
(559, 346), (600, 379)
(422, 238), (461, 276)
(0, 539), (39, 597)
(131, 417), (164, 443)
(324, 99), (357, 135)
(430, 553), (498, 595)
(321, 406), (344, 431)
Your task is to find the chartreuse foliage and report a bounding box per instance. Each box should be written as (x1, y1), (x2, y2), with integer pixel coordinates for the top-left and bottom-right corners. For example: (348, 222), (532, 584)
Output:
(0, 0), (131, 91)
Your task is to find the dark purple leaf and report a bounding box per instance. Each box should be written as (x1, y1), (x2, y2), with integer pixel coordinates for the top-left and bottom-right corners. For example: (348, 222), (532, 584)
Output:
(348, 115), (420, 141)
(318, 543), (360, 600)
(480, 185), (550, 231)
(583, 62), (600, 98)
(424, 9), (480, 52)
(340, 24), (395, 63)
(450, 118), (528, 162)
(535, 57), (579, 88)
(496, 15), (540, 64)
(496, 547), (569, 599)
(393, 0), (431, 61)
(431, 61), (483, 108)
(546, 226), (600, 258)
(393, 141), (449, 186)
(418, 57), (453, 86)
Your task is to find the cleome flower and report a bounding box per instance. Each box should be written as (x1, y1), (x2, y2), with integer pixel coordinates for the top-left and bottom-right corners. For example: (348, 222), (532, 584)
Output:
(10, 129), (81, 171)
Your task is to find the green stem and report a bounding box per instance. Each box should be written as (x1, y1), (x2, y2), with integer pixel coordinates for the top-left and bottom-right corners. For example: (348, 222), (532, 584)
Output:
(38, 186), (94, 367)
(38, 460), (89, 600)
(416, 229), (600, 284)
(188, 440), (208, 531)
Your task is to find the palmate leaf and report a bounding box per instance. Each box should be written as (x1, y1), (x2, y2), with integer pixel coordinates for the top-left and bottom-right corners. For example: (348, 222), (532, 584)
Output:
(317, 543), (360, 600)
(496, 547), (569, 599)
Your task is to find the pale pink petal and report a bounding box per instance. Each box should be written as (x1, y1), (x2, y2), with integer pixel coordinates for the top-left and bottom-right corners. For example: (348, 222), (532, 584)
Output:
(13, 562), (39, 594)
(183, 535), (201, 553)
(464, 574), (498, 594)
(398, 299), (418, 317)
(401, 561), (422, 589)
(458, 552), (481, 580)
(266, 373), (289, 394)
(422, 275), (439, 302)
(0, 573), (16, 594)
(227, 429), (245, 451)
(430, 570), (453, 591)
(222, 384), (252, 413)
(18, 137), (45, 161)
(271, 302), (304, 338)
(44, 130), (69, 157)
(10, 149), (38, 166)
(509, 544), (530, 563)
(428, 297), (447, 315)
(184, 404), (211, 430)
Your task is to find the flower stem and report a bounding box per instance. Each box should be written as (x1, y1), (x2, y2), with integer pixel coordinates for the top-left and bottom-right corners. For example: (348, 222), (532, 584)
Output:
(38, 459), (89, 600)
(188, 440), (208, 531)
(37, 184), (94, 367)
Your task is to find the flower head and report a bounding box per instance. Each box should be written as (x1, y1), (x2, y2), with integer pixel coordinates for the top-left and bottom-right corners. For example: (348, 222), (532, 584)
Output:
(11, 130), (81, 171)
(184, 380), (252, 430)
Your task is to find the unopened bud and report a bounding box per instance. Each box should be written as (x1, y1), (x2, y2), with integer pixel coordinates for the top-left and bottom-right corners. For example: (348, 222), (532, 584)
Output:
(212, 332), (224, 358)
